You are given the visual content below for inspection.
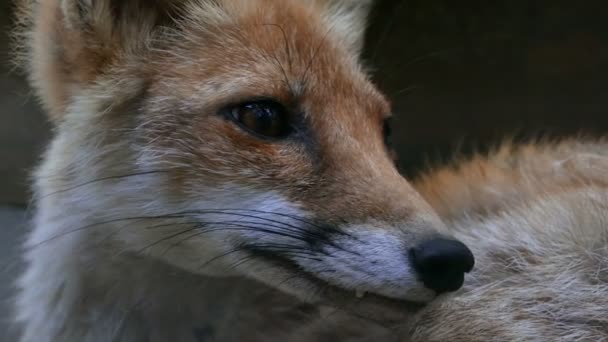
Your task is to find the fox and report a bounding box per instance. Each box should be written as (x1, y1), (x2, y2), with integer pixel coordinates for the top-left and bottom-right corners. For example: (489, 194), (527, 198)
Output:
(289, 139), (608, 342)
(13, 0), (475, 341)
(12, 0), (608, 341)
(404, 140), (608, 341)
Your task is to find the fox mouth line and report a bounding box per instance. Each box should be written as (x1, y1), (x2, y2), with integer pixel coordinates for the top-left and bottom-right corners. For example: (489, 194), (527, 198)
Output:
(245, 247), (428, 315)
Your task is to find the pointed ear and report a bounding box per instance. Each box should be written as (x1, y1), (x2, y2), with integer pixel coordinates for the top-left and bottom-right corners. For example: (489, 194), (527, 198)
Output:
(18, 0), (183, 121)
(319, 0), (375, 56)
(59, 0), (182, 50)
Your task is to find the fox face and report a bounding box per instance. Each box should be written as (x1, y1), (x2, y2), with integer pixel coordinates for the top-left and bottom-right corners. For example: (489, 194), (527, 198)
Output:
(20, 0), (473, 314)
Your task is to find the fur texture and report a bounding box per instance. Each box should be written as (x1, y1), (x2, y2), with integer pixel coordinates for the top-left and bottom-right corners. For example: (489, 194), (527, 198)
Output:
(279, 139), (608, 341)
(14, 1), (440, 341)
(406, 139), (608, 341)
(13, 0), (608, 341)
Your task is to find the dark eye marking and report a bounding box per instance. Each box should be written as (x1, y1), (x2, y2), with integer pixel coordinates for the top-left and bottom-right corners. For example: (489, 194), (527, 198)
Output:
(382, 116), (398, 161)
(382, 116), (393, 149)
(224, 100), (292, 139)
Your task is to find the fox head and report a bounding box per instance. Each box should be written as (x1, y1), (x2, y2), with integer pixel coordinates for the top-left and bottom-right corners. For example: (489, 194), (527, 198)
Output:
(19, 0), (474, 312)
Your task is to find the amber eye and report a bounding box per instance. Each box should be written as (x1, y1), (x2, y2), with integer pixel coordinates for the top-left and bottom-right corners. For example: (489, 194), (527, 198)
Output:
(229, 101), (291, 138)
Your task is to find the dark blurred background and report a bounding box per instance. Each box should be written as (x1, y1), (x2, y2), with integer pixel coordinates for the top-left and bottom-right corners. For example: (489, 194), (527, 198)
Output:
(365, 0), (608, 176)
(1, 0), (608, 203)
(1, 1), (50, 206)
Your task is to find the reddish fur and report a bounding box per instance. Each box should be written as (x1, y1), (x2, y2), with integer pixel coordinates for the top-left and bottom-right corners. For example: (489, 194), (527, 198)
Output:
(13, 1), (453, 341)
(23, 0), (433, 228)
(14, 1), (608, 341)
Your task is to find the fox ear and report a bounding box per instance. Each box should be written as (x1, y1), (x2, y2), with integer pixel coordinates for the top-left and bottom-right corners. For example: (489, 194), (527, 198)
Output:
(318, 0), (375, 56)
(18, 0), (183, 121)
(59, 0), (182, 50)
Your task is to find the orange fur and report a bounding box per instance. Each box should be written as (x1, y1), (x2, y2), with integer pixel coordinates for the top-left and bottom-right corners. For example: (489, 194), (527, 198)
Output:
(14, 1), (455, 341)
(13, 1), (608, 341)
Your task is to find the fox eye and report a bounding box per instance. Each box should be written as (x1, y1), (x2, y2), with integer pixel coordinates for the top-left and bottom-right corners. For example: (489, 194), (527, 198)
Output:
(229, 101), (291, 138)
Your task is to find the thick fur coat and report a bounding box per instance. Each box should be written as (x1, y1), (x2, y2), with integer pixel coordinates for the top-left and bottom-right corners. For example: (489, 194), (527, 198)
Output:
(13, 0), (608, 341)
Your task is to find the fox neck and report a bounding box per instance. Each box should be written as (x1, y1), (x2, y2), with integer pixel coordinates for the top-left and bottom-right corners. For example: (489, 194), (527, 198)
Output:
(19, 128), (315, 340)
(19, 136), (197, 339)
(21, 199), (263, 341)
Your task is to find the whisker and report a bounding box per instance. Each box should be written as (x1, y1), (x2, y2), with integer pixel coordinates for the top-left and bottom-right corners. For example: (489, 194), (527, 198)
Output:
(269, 274), (303, 293)
(160, 229), (208, 256)
(194, 209), (358, 255)
(136, 227), (198, 254)
(224, 210), (362, 255)
(146, 218), (317, 245)
(28, 215), (177, 249)
(227, 255), (260, 270)
(142, 222), (324, 263)
(281, 254), (323, 263)
(36, 170), (172, 200)
(197, 244), (250, 271)
(145, 221), (202, 230)
(300, 26), (332, 89)
(393, 84), (424, 97)
(218, 209), (349, 236)
(395, 50), (456, 71)
(262, 23), (296, 96)
(369, 0), (408, 63)
(28, 209), (356, 258)
(263, 23), (293, 73)
(209, 219), (314, 241)
(248, 243), (318, 256)
(98, 218), (151, 244)
(199, 241), (342, 274)
(29, 216), (296, 251)
(189, 210), (344, 249)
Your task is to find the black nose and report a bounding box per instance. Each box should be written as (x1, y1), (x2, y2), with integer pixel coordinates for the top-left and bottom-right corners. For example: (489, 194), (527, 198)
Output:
(410, 238), (475, 294)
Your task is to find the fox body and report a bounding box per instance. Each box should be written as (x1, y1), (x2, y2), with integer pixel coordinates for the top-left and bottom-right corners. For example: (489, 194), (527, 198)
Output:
(13, 0), (608, 341)
(293, 140), (608, 342)
(408, 140), (608, 341)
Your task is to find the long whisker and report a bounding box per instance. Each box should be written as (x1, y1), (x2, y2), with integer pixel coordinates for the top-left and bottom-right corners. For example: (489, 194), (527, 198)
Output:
(140, 225), (305, 255)
(28, 209), (357, 258)
(36, 170), (172, 200)
(300, 27), (332, 89)
(197, 245), (250, 271)
(194, 209), (358, 255)
(136, 227), (199, 254)
(227, 255), (259, 270)
(197, 212), (339, 248)
(263, 23), (293, 74)
(262, 23), (296, 96)
(249, 243), (318, 256)
(160, 229), (208, 256)
(194, 242), (321, 273)
(369, 0), (408, 63)
(27, 213), (200, 249)
(216, 208), (350, 237)
(138, 220), (326, 260)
